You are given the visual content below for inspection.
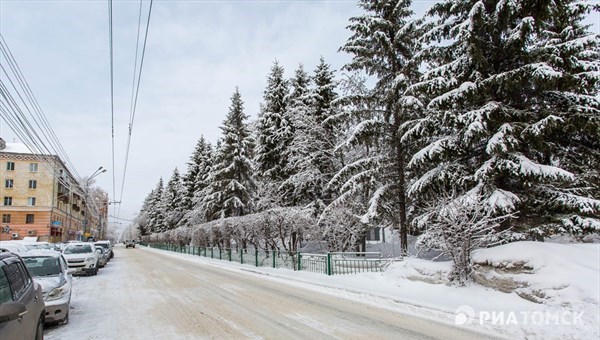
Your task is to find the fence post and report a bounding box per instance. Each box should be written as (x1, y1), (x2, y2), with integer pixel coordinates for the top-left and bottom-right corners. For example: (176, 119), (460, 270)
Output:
(255, 249), (259, 267)
(297, 252), (301, 271)
(228, 249), (232, 261)
(272, 250), (276, 268)
(327, 253), (332, 275)
(211, 247), (214, 259)
(240, 249), (244, 264)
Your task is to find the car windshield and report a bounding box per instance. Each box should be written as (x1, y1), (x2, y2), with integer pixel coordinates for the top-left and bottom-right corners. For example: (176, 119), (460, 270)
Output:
(23, 256), (61, 277)
(96, 243), (109, 249)
(64, 245), (93, 254)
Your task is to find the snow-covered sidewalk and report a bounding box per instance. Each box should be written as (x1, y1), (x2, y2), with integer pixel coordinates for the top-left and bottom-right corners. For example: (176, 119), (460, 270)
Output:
(142, 241), (599, 339)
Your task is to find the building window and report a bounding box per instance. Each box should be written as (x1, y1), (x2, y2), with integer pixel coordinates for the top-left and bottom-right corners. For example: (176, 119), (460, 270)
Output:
(1, 214), (10, 223)
(28, 197), (36, 206)
(29, 163), (38, 172)
(6, 162), (14, 171)
(26, 214), (34, 224)
(3, 197), (12, 206)
(4, 179), (13, 188)
(28, 180), (37, 189)
(366, 227), (381, 241)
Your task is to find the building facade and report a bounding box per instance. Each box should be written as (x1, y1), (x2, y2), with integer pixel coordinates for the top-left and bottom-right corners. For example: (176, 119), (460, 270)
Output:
(0, 140), (106, 242)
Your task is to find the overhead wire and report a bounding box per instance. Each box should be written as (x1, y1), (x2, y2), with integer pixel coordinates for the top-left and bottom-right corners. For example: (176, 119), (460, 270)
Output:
(0, 35), (81, 179)
(108, 0), (117, 215)
(117, 0), (154, 217)
(0, 39), (78, 188)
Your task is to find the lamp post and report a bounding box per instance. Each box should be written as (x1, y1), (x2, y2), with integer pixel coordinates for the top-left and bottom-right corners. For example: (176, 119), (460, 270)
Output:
(83, 166), (106, 240)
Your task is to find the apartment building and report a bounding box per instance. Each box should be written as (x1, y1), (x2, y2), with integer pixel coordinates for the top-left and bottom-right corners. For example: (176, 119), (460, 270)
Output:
(0, 139), (106, 242)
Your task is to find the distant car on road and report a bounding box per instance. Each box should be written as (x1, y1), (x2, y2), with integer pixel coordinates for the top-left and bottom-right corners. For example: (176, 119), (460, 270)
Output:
(62, 243), (99, 276)
(21, 250), (73, 325)
(125, 240), (136, 248)
(0, 251), (45, 339)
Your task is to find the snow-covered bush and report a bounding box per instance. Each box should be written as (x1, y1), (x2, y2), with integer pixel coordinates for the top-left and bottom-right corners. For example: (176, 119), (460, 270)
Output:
(415, 189), (515, 285)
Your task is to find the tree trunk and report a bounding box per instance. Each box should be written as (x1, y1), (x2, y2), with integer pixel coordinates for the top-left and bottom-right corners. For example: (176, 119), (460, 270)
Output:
(395, 114), (408, 255)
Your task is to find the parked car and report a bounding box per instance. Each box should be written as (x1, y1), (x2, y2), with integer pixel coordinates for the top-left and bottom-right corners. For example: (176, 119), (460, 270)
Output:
(94, 241), (114, 260)
(0, 241), (29, 255)
(0, 251), (45, 340)
(62, 243), (99, 276)
(94, 246), (108, 268)
(21, 250), (73, 325)
(18, 241), (57, 252)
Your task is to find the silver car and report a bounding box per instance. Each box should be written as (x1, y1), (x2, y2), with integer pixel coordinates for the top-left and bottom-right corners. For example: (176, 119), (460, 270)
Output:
(22, 250), (73, 325)
(95, 246), (108, 268)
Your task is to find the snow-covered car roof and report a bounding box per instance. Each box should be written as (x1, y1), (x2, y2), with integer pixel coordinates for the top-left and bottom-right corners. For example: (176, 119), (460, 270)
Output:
(20, 249), (62, 258)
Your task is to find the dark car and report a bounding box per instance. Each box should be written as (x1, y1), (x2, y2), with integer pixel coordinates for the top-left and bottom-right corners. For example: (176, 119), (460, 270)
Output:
(0, 251), (45, 340)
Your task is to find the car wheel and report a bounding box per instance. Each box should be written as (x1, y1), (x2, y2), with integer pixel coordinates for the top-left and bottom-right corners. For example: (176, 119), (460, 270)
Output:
(60, 311), (69, 325)
(35, 315), (44, 340)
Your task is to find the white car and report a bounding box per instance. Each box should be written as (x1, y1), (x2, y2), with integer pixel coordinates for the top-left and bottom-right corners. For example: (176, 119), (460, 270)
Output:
(22, 250), (73, 324)
(0, 240), (29, 254)
(62, 243), (99, 276)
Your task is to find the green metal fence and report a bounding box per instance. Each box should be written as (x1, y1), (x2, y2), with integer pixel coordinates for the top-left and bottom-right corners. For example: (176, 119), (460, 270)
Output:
(147, 243), (382, 275)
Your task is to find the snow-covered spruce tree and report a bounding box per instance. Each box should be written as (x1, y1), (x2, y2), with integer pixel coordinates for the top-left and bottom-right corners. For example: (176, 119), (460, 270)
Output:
(279, 64), (312, 206)
(180, 136), (213, 226)
(181, 136), (213, 211)
(163, 168), (185, 230)
(536, 1), (600, 234)
(147, 178), (166, 233)
(136, 188), (155, 236)
(203, 88), (255, 219)
(254, 61), (292, 182)
(406, 0), (600, 238)
(336, 0), (422, 253)
(415, 189), (515, 285)
(282, 59), (340, 210)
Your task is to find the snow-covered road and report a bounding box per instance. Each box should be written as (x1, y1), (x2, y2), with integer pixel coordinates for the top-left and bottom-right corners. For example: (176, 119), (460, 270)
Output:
(44, 245), (497, 339)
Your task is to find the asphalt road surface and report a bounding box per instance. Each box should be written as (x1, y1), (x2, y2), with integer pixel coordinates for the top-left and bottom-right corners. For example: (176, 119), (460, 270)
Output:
(45, 245), (499, 340)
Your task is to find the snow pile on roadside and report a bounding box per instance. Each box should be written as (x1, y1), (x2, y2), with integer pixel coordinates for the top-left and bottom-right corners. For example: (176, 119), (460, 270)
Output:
(472, 241), (599, 305)
(470, 241), (600, 339)
(384, 258), (451, 284)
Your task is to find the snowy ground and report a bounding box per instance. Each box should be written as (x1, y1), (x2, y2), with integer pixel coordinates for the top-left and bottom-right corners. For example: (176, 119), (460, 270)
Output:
(139, 242), (599, 339)
(44, 242), (599, 339)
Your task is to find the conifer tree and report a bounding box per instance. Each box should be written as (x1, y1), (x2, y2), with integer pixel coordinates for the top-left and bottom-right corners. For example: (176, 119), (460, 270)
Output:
(164, 168), (185, 230)
(147, 178), (165, 233)
(283, 59), (340, 210)
(255, 61), (292, 181)
(407, 0), (600, 237)
(204, 88), (255, 219)
(336, 0), (421, 253)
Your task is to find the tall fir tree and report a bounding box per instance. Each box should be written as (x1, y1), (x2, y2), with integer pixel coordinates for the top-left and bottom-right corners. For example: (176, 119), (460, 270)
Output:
(282, 59), (340, 210)
(336, 0), (421, 253)
(164, 168), (185, 230)
(406, 0), (599, 237)
(147, 178), (166, 233)
(204, 88), (256, 219)
(180, 136), (213, 226)
(255, 60), (292, 182)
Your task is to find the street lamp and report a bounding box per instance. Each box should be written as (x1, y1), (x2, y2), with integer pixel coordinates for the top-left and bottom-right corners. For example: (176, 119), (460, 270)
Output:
(83, 166), (106, 240)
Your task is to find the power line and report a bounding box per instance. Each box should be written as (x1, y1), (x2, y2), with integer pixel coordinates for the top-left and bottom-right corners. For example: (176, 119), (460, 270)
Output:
(0, 35), (81, 179)
(117, 0), (154, 215)
(108, 0), (117, 208)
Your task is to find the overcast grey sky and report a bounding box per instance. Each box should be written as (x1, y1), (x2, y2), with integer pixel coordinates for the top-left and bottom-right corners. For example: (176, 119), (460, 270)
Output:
(0, 1), (598, 230)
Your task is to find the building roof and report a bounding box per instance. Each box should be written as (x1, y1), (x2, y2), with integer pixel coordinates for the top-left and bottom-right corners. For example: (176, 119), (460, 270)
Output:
(2, 142), (35, 154)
